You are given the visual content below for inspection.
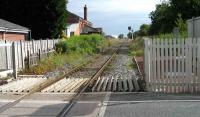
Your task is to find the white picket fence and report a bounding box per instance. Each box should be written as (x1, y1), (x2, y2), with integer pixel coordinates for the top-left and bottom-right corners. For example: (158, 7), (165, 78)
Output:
(144, 38), (200, 93)
(0, 39), (59, 73)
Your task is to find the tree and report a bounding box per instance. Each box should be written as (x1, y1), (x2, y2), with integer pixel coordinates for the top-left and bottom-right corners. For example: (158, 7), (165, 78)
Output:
(149, 0), (200, 35)
(0, 0), (67, 39)
(170, 0), (200, 20)
(127, 24), (150, 38)
(175, 14), (187, 33)
(139, 24), (150, 36)
(118, 34), (124, 39)
(149, 1), (176, 35)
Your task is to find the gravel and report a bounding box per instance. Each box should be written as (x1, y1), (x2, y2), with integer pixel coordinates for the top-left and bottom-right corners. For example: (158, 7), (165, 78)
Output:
(88, 42), (141, 92)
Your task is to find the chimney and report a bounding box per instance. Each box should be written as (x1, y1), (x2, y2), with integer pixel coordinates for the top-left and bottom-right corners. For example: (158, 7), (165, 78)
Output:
(84, 5), (87, 20)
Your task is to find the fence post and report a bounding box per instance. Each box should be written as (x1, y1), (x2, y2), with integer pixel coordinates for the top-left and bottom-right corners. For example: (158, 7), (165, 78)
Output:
(39, 49), (41, 61)
(20, 40), (24, 69)
(53, 38), (55, 49)
(144, 39), (150, 91)
(12, 42), (17, 79)
(47, 39), (49, 56)
(27, 50), (30, 69)
(192, 17), (195, 38)
(5, 40), (9, 69)
(47, 39), (49, 52)
(40, 39), (42, 52)
(32, 39), (35, 53)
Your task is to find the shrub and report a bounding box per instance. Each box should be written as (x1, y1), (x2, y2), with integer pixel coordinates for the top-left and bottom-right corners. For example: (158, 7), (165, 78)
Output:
(55, 34), (106, 54)
(21, 34), (108, 75)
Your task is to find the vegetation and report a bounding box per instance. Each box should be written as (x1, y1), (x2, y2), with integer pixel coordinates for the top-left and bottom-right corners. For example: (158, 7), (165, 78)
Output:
(55, 34), (108, 54)
(129, 37), (144, 57)
(0, 0), (67, 39)
(129, 0), (200, 38)
(21, 52), (88, 75)
(149, 0), (200, 36)
(118, 34), (124, 39)
(127, 24), (150, 38)
(126, 62), (137, 69)
(21, 34), (109, 75)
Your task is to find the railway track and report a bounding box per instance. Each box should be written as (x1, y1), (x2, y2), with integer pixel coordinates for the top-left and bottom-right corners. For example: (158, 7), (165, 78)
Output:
(57, 41), (140, 116)
(0, 45), (119, 114)
(0, 41), (139, 116)
(57, 49), (118, 117)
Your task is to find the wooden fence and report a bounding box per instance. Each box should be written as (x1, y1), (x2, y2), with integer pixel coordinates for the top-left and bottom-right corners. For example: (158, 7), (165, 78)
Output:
(0, 39), (59, 75)
(144, 38), (200, 93)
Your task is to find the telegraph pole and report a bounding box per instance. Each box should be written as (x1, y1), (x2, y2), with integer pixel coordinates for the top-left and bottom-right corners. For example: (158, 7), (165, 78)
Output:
(128, 26), (133, 39)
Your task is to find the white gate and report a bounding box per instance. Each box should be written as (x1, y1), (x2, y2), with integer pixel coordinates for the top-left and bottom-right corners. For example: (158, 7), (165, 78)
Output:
(144, 38), (200, 93)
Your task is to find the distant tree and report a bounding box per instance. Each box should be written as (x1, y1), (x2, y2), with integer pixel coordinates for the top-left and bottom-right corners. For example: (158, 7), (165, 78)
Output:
(118, 34), (124, 39)
(139, 24), (150, 36)
(0, 0), (67, 39)
(127, 24), (150, 38)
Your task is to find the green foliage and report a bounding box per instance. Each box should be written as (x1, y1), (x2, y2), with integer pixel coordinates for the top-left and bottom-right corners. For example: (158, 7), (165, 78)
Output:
(118, 34), (124, 39)
(131, 50), (144, 57)
(170, 0), (200, 20)
(127, 62), (137, 69)
(139, 24), (150, 36)
(128, 24), (150, 38)
(22, 52), (89, 75)
(149, 1), (176, 35)
(175, 14), (187, 35)
(129, 37), (144, 57)
(0, 0), (67, 39)
(55, 34), (106, 54)
(149, 0), (200, 35)
(21, 34), (108, 75)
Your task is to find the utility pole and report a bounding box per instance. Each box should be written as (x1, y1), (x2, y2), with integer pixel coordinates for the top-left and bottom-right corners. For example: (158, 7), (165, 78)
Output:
(128, 26), (133, 39)
(131, 29), (133, 40)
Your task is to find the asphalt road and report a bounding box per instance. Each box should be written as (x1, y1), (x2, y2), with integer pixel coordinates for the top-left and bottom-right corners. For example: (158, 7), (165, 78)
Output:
(0, 93), (200, 117)
(62, 92), (200, 117)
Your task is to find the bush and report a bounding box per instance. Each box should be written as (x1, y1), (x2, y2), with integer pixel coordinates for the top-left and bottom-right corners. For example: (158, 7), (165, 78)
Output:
(131, 50), (144, 57)
(129, 37), (144, 57)
(55, 34), (106, 54)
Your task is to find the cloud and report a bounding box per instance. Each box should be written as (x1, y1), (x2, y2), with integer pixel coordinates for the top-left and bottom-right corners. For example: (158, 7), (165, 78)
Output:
(68, 0), (160, 13)
(67, 0), (160, 35)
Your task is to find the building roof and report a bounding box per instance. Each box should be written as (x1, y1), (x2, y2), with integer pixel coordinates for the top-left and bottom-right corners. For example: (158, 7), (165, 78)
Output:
(67, 11), (92, 26)
(0, 19), (29, 33)
(82, 25), (102, 34)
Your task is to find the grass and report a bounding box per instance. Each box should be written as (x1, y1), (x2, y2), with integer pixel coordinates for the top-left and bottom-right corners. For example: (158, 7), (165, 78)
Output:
(21, 34), (109, 75)
(126, 62), (137, 69)
(129, 37), (144, 57)
(150, 31), (188, 39)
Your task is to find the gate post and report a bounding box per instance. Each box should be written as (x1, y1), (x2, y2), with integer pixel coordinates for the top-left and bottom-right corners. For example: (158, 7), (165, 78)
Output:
(12, 42), (17, 79)
(144, 39), (150, 91)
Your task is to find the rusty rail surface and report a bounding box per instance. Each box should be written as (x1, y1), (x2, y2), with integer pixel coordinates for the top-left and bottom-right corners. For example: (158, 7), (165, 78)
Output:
(57, 50), (118, 117)
(0, 54), (100, 114)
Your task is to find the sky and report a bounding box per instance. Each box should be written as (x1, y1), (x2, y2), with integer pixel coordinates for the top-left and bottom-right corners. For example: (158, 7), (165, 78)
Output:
(68, 0), (161, 37)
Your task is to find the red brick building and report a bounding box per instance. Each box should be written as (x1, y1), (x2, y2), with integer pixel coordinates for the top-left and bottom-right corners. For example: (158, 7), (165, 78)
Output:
(66, 5), (102, 37)
(0, 19), (29, 41)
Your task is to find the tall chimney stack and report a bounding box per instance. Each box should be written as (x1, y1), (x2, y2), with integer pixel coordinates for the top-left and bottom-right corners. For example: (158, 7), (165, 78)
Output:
(84, 5), (87, 20)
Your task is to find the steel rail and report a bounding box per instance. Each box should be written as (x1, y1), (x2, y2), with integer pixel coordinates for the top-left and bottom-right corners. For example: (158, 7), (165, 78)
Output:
(0, 55), (100, 114)
(57, 51), (118, 117)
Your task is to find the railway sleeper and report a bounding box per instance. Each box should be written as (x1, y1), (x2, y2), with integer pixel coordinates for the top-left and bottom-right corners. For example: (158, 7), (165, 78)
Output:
(107, 78), (113, 91)
(117, 79), (123, 92)
(102, 77), (109, 92)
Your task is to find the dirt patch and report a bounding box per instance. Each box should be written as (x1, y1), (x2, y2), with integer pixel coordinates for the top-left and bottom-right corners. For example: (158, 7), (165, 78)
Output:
(134, 57), (144, 76)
